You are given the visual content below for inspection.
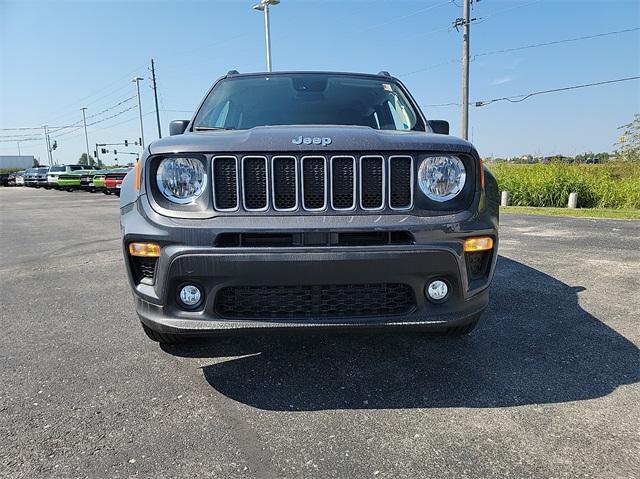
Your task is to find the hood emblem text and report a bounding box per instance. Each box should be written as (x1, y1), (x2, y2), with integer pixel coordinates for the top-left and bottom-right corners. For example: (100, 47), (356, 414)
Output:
(292, 136), (332, 147)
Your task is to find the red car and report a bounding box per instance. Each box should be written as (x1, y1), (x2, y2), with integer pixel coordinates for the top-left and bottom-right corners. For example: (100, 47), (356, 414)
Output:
(104, 169), (132, 196)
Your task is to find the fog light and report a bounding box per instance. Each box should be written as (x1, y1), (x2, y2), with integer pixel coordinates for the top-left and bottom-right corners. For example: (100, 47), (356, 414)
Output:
(178, 284), (202, 308)
(426, 280), (449, 302)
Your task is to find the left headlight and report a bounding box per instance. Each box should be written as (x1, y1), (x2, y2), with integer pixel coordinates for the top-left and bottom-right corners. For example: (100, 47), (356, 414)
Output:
(156, 157), (207, 204)
(417, 155), (466, 202)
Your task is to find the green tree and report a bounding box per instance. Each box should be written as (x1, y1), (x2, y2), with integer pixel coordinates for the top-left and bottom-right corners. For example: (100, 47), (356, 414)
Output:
(615, 114), (640, 162)
(78, 153), (96, 166)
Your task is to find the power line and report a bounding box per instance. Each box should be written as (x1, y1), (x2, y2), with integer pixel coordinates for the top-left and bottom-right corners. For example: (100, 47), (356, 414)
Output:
(474, 76), (640, 107)
(0, 136), (42, 143)
(40, 64), (147, 124)
(421, 76), (640, 109)
(48, 96), (137, 133)
(401, 26), (640, 78)
(474, 27), (640, 60)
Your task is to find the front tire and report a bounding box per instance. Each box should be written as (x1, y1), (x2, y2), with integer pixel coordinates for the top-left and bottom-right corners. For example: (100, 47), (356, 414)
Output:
(141, 323), (186, 344)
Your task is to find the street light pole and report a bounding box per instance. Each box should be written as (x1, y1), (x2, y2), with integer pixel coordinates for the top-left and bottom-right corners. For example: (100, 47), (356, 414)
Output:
(80, 107), (91, 165)
(132, 76), (145, 148)
(253, 0), (280, 72)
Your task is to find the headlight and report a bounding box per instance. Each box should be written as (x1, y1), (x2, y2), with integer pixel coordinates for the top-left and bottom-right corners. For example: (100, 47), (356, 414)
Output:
(417, 155), (466, 202)
(156, 157), (207, 204)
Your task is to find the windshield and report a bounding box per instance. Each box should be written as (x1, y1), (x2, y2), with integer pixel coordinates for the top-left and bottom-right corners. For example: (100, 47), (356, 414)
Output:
(193, 74), (423, 131)
(50, 166), (65, 172)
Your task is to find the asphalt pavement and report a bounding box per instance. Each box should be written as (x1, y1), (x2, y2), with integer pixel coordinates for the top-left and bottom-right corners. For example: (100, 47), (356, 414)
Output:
(1, 187), (638, 478)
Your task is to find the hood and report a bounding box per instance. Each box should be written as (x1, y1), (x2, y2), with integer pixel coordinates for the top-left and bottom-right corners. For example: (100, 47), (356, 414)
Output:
(148, 125), (474, 155)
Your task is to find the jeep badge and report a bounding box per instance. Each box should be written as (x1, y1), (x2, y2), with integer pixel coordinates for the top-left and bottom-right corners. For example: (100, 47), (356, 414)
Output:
(292, 136), (332, 146)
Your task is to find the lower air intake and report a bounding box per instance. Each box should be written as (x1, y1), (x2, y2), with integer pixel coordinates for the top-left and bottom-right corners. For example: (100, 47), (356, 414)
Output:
(215, 283), (416, 319)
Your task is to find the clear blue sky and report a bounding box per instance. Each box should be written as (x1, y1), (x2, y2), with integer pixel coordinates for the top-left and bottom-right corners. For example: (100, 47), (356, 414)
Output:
(1, 0), (638, 164)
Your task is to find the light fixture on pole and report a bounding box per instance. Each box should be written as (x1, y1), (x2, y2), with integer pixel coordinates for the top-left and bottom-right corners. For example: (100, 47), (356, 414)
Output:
(253, 0), (280, 72)
(132, 76), (145, 149)
(80, 108), (91, 165)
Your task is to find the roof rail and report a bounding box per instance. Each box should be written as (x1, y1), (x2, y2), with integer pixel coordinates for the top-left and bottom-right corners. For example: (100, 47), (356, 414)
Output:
(377, 71), (391, 77)
(227, 70), (240, 77)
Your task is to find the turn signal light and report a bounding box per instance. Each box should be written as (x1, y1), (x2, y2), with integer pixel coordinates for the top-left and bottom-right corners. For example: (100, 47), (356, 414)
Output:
(129, 242), (161, 257)
(464, 237), (493, 252)
(135, 160), (141, 190)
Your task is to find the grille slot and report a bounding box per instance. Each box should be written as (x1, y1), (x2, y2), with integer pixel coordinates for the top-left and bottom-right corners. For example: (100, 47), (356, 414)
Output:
(242, 156), (268, 211)
(215, 231), (415, 247)
(215, 283), (416, 319)
(389, 155), (413, 210)
(330, 156), (356, 210)
(131, 257), (157, 284)
(466, 251), (490, 280)
(213, 156), (239, 211)
(301, 156), (327, 210)
(272, 156), (298, 211)
(359, 156), (384, 210)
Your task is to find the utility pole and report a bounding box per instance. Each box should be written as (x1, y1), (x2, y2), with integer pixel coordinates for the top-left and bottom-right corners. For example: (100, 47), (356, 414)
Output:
(454, 0), (478, 140)
(17, 140), (21, 156)
(461, 0), (471, 140)
(253, 0), (280, 72)
(132, 76), (145, 149)
(151, 59), (162, 139)
(42, 125), (52, 166)
(80, 107), (91, 165)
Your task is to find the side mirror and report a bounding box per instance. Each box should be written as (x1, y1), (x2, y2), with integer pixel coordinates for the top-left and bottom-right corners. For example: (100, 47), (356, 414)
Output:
(169, 120), (190, 136)
(427, 120), (449, 135)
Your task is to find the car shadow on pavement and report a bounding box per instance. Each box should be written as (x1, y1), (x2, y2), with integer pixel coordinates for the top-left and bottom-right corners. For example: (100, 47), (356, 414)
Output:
(162, 256), (639, 411)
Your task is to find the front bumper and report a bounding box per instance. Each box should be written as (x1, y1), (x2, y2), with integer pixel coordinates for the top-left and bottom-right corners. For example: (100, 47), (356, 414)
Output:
(122, 194), (498, 336)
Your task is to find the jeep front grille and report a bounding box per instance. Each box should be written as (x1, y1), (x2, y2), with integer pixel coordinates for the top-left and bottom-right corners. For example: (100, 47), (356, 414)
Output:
(210, 154), (413, 213)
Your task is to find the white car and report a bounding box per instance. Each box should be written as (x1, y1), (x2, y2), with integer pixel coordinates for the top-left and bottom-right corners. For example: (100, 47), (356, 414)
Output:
(47, 164), (87, 188)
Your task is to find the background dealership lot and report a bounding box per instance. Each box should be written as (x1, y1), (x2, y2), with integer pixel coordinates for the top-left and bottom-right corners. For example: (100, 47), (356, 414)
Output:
(1, 187), (638, 478)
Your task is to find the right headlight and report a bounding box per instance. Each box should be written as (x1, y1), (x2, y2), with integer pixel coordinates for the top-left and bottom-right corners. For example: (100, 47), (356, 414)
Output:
(156, 157), (207, 204)
(417, 155), (466, 202)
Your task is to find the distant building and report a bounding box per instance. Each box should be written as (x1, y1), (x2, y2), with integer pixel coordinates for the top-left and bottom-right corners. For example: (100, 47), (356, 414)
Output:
(0, 155), (36, 170)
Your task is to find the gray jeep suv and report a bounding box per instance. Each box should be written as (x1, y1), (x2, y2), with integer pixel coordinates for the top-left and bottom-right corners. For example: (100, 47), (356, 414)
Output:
(119, 71), (499, 344)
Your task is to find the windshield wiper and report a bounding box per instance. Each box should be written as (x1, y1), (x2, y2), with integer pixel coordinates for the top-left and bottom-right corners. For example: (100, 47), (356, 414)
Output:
(193, 126), (235, 131)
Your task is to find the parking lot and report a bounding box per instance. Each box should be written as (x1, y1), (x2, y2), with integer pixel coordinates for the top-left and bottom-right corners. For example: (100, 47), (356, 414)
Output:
(1, 187), (638, 478)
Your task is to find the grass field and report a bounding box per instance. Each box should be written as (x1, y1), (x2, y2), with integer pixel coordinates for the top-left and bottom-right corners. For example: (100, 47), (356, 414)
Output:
(489, 162), (640, 210)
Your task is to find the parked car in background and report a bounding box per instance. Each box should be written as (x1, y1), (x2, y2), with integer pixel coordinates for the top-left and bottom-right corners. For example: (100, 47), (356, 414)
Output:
(57, 170), (86, 191)
(80, 169), (109, 192)
(36, 167), (51, 188)
(6, 171), (24, 186)
(92, 171), (108, 192)
(15, 171), (25, 186)
(0, 173), (10, 186)
(24, 167), (41, 187)
(47, 164), (87, 189)
(104, 169), (132, 196)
